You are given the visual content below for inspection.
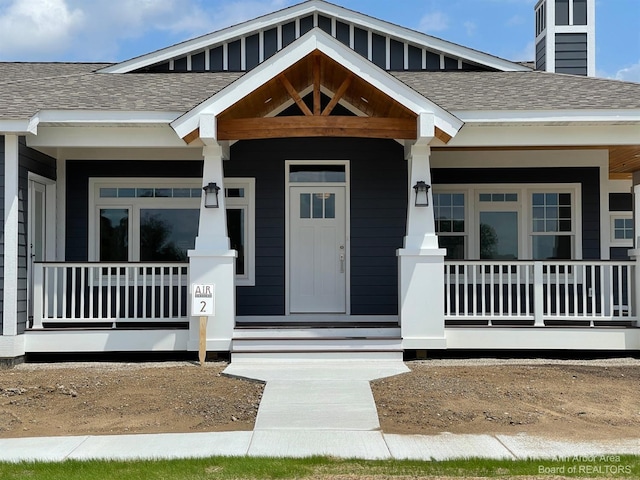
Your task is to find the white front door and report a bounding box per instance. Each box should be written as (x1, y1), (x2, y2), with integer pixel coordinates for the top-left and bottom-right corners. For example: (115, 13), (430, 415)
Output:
(290, 186), (346, 313)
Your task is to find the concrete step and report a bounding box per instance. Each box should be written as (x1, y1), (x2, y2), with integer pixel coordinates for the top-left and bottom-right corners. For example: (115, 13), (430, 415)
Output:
(232, 337), (402, 351)
(232, 327), (401, 339)
(231, 350), (404, 362)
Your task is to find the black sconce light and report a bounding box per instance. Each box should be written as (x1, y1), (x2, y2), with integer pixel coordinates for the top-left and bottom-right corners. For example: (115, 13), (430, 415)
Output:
(413, 181), (431, 207)
(203, 182), (221, 208)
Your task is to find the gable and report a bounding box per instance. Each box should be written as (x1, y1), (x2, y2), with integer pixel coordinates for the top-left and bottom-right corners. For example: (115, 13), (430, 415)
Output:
(170, 29), (463, 143)
(101, 0), (529, 75)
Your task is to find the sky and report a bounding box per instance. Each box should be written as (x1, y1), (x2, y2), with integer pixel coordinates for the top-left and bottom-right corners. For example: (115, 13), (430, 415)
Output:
(0, 0), (638, 81)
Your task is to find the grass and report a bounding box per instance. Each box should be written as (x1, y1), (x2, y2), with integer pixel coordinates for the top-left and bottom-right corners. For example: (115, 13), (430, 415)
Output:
(0, 455), (639, 479)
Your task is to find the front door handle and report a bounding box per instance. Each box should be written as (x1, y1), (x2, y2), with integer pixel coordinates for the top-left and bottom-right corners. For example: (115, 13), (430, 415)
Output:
(339, 253), (345, 273)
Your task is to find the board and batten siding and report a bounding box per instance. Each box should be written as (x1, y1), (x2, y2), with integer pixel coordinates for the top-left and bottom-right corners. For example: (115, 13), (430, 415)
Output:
(432, 167), (601, 259)
(142, 13), (491, 74)
(18, 139), (56, 333)
(227, 138), (406, 316)
(65, 160), (203, 261)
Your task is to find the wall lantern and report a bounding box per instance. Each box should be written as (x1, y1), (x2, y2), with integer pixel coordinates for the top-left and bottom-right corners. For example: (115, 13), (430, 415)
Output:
(413, 181), (431, 207)
(203, 182), (221, 208)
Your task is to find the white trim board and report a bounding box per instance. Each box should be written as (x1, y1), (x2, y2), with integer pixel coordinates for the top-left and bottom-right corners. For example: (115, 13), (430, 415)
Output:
(3, 134), (19, 336)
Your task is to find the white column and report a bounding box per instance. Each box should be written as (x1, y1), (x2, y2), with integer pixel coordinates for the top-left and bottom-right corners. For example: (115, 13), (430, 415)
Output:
(1, 134), (25, 359)
(628, 173), (640, 325)
(187, 144), (237, 352)
(397, 139), (447, 350)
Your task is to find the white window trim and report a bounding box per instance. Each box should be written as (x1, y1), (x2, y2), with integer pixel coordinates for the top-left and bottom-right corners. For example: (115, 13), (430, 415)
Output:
(433, 183), (582, 260)
(88, 177), (255, 285)
(610, 213), (634, 247)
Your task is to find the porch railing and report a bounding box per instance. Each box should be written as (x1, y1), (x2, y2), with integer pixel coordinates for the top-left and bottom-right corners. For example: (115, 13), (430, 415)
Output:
(444, 260), (637, 326)
(32, 262), (189, 328)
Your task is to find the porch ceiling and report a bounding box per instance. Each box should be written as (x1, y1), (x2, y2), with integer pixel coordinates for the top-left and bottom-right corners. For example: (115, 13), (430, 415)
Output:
(214, 50), (419, 141)
(609, 145), (640, 179)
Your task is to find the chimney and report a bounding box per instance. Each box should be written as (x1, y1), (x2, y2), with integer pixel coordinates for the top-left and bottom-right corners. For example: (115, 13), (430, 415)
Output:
(534, 0), (595, 76)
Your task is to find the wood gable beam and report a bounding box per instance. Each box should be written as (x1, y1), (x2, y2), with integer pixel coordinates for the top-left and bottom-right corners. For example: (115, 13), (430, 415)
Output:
(183, 128), (200, 144)
(278, 74), (313, 116)
(313, 54), (321, 116)
(217, 116), (417, 140)
(322, 74), (352, 116)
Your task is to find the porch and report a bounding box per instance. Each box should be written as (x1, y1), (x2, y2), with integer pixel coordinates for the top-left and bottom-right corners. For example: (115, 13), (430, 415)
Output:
(25, 258), (639, 354)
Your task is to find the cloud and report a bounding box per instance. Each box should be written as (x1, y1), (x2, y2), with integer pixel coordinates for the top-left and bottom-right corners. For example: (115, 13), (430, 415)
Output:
(614, 61), (640, 83)
(509, 40), (535, 62)
(419, 11), (449, 33)
(463, 21), (477, 36)
(0, 0), (295, 61)
(506, 14), (525, 27)
(0, 0), (84, 59)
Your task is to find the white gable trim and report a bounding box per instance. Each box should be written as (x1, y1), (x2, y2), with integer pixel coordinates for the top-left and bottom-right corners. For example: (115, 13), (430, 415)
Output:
(170, 29), (463, 140)
(455, 109), (640, 124)
(100, 0), (528, 74)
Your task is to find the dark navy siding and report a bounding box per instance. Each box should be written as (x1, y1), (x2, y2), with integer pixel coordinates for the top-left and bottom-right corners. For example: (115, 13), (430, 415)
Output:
(245, 34), (260, 70)
(610, 247), (630, 261)
(610, 193), (632, 212)
(555, 33), (587, 76)
(65, 161), (202, 261)
(0, 137), (4, 332)
(371, 33), (386, 68)
(264, 28), (278, 59)
(227, 138), (406, 316)
(228, 40), (242, 71)
(536, 37), (546, 71)
(318, 15), (332, 34)
(389, 39), (404, 70)
(299, 15), (313, 35)
(18, 140), (56, 333)
(432, 167), (601, 259)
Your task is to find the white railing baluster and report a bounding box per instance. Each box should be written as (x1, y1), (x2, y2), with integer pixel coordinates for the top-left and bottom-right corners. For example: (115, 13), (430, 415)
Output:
(471, 264), (477, 317)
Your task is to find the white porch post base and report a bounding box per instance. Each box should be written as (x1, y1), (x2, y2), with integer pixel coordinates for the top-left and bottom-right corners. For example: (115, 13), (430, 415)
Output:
(187, 250), (237, 352)
(0, 335), (25, 358)
(398, 247), (447, 349)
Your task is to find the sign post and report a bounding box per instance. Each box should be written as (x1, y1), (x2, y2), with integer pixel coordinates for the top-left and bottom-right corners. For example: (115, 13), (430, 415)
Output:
(191, 284), (215, 366)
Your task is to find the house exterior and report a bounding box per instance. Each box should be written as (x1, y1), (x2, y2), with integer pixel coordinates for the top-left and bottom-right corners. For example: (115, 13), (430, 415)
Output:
(1, 0), (639, 363)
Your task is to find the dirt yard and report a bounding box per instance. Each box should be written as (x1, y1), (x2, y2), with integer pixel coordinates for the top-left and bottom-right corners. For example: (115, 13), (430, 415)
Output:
(0, 358), (638, 441)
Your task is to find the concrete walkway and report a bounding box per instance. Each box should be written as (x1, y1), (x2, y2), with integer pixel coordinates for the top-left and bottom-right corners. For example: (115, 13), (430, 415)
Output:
(0, 360), (638, 462)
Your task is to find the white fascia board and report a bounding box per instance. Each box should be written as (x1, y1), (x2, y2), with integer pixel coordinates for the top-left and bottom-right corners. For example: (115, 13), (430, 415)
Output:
(27, 125), (189, 148)
(0, 119), (35, 134)
(100, 0), (528, 74)
(454, 109), (640, 124)
(449, 124), (640, 147)
(171, 29), (463, 139)
(32, 110), (183, 125)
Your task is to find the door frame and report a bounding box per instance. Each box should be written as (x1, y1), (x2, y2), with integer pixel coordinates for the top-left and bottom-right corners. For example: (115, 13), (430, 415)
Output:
(27, 173), (56, 322)
(284, 160), (351, 316)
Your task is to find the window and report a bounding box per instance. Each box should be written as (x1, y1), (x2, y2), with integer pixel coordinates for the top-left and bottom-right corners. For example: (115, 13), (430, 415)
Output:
(433, 193), (466, 259)
(91, 178), (255, 285)
(433, 184), (581, 260)
(531, 192), (573, 259)
(611, 215), (634, 246)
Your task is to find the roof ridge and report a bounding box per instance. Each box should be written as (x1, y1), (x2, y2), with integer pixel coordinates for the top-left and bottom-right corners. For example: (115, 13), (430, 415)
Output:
(0, 69), (101, 87)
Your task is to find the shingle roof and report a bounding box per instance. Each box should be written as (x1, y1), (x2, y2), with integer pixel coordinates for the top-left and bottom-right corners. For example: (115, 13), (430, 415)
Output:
(0, 63), (638, 120)
(0, 63), (243, 119)
(391, 70), (640, 111)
